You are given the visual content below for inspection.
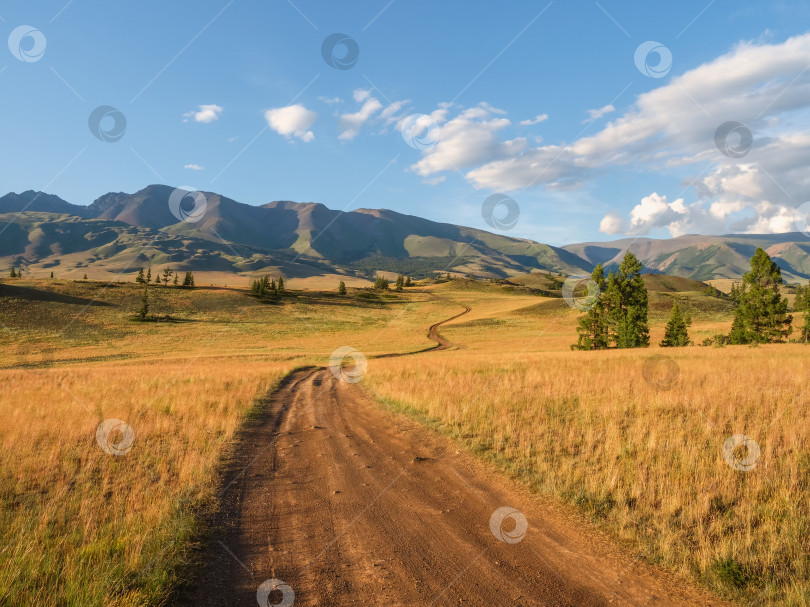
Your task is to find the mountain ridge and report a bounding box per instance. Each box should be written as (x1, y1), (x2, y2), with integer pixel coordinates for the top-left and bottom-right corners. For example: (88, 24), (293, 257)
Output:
(1, 185), (809, 282)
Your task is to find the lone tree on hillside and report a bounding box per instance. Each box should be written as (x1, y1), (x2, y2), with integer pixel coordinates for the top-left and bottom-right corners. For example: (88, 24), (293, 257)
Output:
(728, 248), (792, 344)
(338, 280), (347, 296)
(138, 286), (150, 319)
(605, 252), (650, 348)
(660, 300), (691, 347)
(574, 264), (609, 350)
(572, 253), (649, 350)
(374, 276), (389, 290)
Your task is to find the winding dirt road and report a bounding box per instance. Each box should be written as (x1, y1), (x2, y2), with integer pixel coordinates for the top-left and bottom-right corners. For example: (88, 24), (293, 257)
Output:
(188, 363), (730, 606)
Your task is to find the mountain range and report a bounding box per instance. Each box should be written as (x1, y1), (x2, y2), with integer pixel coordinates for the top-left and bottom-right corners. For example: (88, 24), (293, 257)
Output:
(1, 185), (809, 283)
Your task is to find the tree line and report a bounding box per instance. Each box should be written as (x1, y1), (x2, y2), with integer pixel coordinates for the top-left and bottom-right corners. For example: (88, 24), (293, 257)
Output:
(136, 267), (195, 288)
(573, 248), (806, 350)
(251, 275), (284, 298)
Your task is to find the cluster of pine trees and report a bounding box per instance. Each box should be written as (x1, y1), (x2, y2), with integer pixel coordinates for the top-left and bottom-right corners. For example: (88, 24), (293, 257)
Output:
(372, 274), (411, 291)
(573, 247), (806, 350)
(135, 267), (195, 287)
(251, 275), (284, 297)
(573, 253), (651, 350)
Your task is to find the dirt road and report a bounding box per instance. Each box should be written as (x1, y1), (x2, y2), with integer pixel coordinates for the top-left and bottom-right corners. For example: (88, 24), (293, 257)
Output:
(188, 365), (730, 606)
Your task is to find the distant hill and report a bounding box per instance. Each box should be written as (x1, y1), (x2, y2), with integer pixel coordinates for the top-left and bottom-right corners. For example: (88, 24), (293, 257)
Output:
(564, 234), (810, 282)
(0, 185), (591, 280)
(2, 185), (808, 283)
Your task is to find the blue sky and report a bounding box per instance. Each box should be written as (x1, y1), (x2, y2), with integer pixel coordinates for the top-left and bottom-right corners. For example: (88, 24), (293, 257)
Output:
(2, 1), (810, 245)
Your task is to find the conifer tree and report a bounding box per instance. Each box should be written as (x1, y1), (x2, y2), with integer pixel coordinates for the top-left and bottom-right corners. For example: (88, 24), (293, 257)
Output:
(405, 275), (412, 287)
(338, 280), (347, 295)
(182, 271), (195, 287)
(395, 275), (405, 291)
(138, 286), (149, 319)
(792, 284), (810, 342)
(9, 267), (16, 278)
(573, 264), (609, 350)
(146, 267), (152, 284)
(162, 267), (173, 286)
(660, 300), (691, 347)
(605, 252), (649, 348)
(50, 271), (54, 279)
(277, 276), (284, 292)
(728, 248), (792, 344)
(374, 275), (389, 290)
(136, 268), (145, 283)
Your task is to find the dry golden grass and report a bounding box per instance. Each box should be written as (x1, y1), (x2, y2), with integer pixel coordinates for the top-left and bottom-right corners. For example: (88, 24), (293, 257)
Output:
(0, 279), (452, 605)
(365, 287), (810, 606)
(2, 277), (807, 605)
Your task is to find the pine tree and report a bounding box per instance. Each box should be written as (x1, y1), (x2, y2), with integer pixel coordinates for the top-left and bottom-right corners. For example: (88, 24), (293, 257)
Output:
(50, 271), (54, 279)
(146, 267), (152, 284)
(277, 276), (285, 292)
(173, 274), (179, 286)
(9, 268), (16, 278)
(405, 275), (412, 287)
(660, 300), (691, 347)
(338, 280), (347, 295)
(605, 252), (650, 348)
(374, 276), (389, 290)
(573, 264), (609, 350)
(728, 248), (792, 344)
(395, 275), (405, 291)
(182, 271), (195, 287)
(136, 268), (145, 283)
(138, 286), (149, 319)
(162, 267), (173, 286)
(83, 274), (88, 280)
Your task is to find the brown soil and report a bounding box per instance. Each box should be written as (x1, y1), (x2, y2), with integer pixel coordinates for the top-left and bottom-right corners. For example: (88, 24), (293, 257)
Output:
(186, 362), (732, 606)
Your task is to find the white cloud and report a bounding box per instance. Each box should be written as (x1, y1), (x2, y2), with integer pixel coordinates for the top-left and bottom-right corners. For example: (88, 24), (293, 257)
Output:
(583, 104), (614, 124)
(409, 104), (527, 178)
(339, 94), (383, 141)
(264, 104), (317, 142)
(520, 114), (548, 126)
(408, 33), (810, 234)
(183, 104), (223, 124)
(184, 164), (204, 171)
(599, 211), (624, 234)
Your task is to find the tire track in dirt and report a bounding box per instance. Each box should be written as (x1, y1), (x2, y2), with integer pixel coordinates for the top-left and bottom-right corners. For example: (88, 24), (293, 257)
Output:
(186, 307), (732, 607)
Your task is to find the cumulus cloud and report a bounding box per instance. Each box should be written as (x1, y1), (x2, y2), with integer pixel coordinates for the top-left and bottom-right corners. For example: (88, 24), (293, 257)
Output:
(520, 114), (548, 126)
(599, 211), (624, 235)
(264, 104), (317, 142)
(410, 33), (810, 234)
(409, 103), (528, 178)
(183, 104), (223, 123)
(184, 163), (204, 171)
(338, 89), (410, 140)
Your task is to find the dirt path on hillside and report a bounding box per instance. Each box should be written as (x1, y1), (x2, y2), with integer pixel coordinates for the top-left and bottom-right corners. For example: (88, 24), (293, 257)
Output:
(187, 366), (731, 605)
(426, 303), (470, 349)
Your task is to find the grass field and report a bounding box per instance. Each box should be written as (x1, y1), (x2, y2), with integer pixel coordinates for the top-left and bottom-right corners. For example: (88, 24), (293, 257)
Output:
(1, 277), (808, 605)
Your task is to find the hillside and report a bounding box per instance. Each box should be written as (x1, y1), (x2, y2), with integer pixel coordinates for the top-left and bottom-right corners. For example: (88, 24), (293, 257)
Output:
(565, 234), (810, 282)
(0, 185), (591, 281)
